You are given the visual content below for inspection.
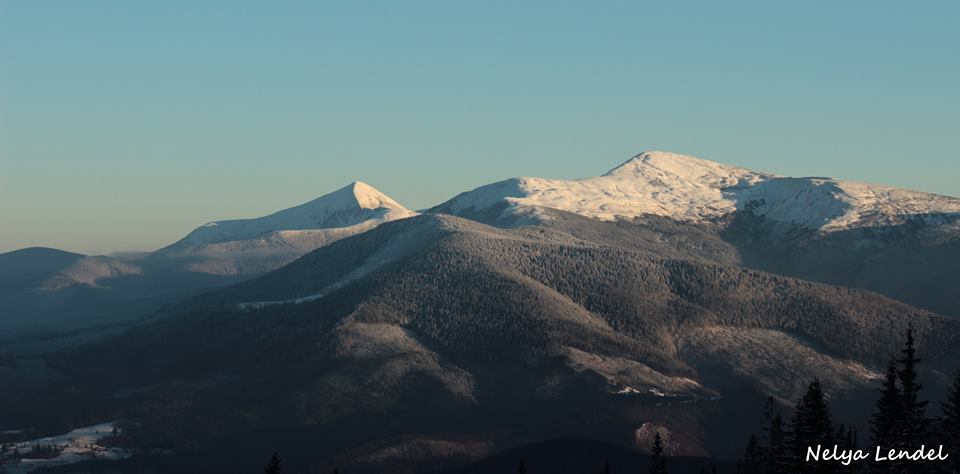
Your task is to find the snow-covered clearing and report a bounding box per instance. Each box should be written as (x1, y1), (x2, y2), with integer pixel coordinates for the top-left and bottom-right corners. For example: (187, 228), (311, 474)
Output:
(1, 422), (129, 473)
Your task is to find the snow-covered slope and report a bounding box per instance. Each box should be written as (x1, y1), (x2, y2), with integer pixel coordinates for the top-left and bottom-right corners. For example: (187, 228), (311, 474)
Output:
(170, 181), (416, 247)
(739, 177), (960, 232)
(38, 256), (142, 290)
(156, 181), (418, 275)
(433, 151), (960, 233)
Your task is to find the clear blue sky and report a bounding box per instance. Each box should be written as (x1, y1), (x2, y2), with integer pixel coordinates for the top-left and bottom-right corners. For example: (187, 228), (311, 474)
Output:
(1, 1), (958, 254)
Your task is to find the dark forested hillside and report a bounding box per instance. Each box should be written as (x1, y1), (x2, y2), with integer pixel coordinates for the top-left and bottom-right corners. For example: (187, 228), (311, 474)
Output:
(4, 214), (958, 472)
(434, 198), (960, 319)
(724, 211), (960, 316)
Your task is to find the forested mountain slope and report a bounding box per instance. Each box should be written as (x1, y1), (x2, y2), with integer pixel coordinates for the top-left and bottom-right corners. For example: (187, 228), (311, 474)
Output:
(6, 214), (956, 471)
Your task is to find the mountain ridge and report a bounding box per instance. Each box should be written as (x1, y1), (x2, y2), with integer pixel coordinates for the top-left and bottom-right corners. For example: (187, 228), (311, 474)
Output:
(3, 151), (959, 338)
(431, 150), (960, 233)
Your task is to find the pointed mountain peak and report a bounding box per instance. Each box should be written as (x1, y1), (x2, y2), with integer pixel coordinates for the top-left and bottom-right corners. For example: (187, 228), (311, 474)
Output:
(605, 150), (771, 188)
(613, 150), (722, 169)
(286, 180), (408, 215)
(168, 181), (415, 248)
(340, 180), (406, 211)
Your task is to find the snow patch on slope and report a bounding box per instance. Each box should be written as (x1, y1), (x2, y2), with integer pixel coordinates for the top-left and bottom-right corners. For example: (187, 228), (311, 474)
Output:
(38, 257), (142, 290)
(3, 422), (129, 473)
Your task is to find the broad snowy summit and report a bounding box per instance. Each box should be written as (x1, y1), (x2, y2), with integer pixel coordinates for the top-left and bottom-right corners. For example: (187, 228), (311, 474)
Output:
(433, 150), (960, 232)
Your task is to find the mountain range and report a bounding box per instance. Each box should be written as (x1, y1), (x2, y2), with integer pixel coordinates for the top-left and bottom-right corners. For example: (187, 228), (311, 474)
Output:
(433, 151), (960, 232)
(3, 151), (957, 339)
(1, 151), (958, 472)
(0, 181), (416, 337)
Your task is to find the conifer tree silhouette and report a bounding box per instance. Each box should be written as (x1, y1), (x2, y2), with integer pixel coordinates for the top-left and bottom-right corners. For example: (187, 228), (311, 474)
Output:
(870, 358), (903, 469)
(941, 370), (960, 474)
(649, 432), (667, 474)
(897, 325), (929, 469)
(264, 451), (283, 474)
(767, 414), (788, 474)
(737, 435), (763, 474)
(789, 380), (834, 474)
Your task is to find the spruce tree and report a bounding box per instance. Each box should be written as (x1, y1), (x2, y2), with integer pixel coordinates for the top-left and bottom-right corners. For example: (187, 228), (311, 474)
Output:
(767, 414), (788, 474)
(761, 396), (776, 445)
(870, 359), (903, 474)
(789, 380), (834, 474)
(941, 371), (960, 474)
(833, 424), (857, 474)
(602, 460), (611, 474)
(650, 431), (667, 474)
(264, 451), (283, 474)
(518, 458), (526, 474)
(897, 326), (929, 456)
(871, 359), (902, 449)
(738, 435), (763, 474)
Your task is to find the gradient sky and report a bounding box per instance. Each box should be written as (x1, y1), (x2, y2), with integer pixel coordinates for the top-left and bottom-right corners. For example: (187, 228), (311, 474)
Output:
(1, 1), (958, 255)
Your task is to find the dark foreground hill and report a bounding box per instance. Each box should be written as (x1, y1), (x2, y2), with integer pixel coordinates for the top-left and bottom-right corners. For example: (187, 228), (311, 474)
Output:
(441, 438), (739, 474)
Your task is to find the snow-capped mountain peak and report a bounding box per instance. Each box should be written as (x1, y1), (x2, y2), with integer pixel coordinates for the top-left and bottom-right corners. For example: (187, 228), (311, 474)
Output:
(432, 151), (774, 224)
(166, 181), (417, 250)
(604, 151), (772, 189)
(352, 181), (403, 209)
(324, 180), (408, 212)
(433, 150), (960, 233)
